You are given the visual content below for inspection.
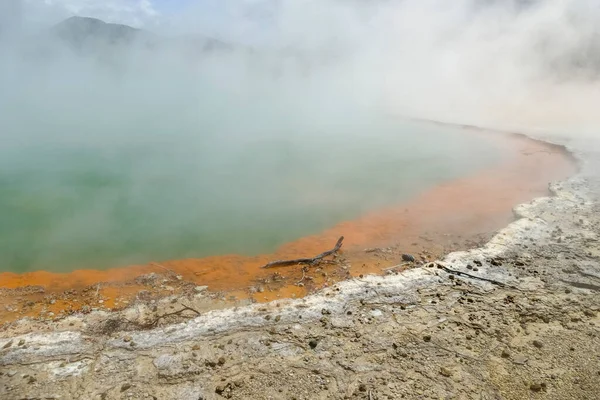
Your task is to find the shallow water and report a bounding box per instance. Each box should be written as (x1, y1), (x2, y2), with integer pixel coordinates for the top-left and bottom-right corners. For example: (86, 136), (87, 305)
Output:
(0, 56), (503, 273)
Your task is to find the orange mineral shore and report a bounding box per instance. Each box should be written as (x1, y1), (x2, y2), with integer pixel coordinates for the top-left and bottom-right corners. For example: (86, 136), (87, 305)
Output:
(0, 127), (576, 324)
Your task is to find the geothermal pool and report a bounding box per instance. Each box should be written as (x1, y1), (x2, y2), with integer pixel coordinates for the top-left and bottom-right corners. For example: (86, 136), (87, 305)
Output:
(0, 116), (502, 273)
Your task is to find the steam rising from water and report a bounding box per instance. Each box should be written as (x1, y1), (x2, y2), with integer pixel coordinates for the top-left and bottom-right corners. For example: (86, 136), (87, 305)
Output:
(0, 0), (599, 271)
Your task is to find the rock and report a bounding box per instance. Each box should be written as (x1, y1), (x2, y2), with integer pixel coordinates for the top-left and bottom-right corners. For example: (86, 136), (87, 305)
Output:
(309, 339), (319, 349)
(423, 335), (432, 342)
(194, 286), (208, 294)
(532, 340), (543, 349)
(402, 254), (415, 262)
(501, 349), (510, 358)
(218, 357), (226, 365)
(370, 309), (383, 318)
(121, 383), (132, 392)
(18, 339), (25, 346)
(7, 370), (17, 377)
(530, 383), (546, 392)
(439, 367), (453, 377)
(513, 355), (528, 365)
(192, 344), (200, 350)
(584, 309), (597, 317)
(123, 335), (132, 342)
(358, 383), (367, 392)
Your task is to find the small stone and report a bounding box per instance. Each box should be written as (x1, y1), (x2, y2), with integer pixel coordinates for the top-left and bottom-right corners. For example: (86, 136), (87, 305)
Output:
(584, 309), (596, 318)
(7, 370), (17, 377)
(123, 335), (132, 343)
(215, 384), (226, 394)
(439, 367), (453, 377)
(402, 254), (415, 262)
(513, 355), (528, 365)
(27, 376), (36, 384)
(192, 344), (200, 350)
(529, 383), (544, 392)
(18, 339), (25, 346)
(218, 357), (226, 365)
(532, 340), (543, 349)
(194, 286), (208, 293)
(2, 340), (13, 349)
(358, 383), (367, 392)
(121, 383), (132, 392)
(423, 335), (432, 342)
(501, 349), (510, 358)
(309, 339), (319, 349)
(274, 315), (281, 322)
(541, 315), (551, 323)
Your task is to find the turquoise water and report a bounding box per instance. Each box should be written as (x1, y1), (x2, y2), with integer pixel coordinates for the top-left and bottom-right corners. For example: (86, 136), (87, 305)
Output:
(0, 57), (502, 273)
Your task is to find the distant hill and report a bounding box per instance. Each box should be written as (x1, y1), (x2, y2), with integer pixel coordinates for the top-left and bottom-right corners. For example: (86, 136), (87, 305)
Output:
(49, 16), (156, 53)
(48, 16), (233, 56)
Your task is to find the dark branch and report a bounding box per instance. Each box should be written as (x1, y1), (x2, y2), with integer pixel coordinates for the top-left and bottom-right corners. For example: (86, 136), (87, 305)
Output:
(262, 236), (344, 269)
(436, 263), (515, 288)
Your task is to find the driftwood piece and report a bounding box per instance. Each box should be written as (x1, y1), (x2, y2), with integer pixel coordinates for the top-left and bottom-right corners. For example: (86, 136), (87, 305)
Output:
(262, 236), (344, 269)
(436, 264), (514, 288)
(147, 303), (200, 327)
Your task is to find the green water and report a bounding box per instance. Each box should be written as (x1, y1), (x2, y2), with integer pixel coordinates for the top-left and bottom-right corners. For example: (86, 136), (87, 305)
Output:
(0, 56), (502, 273)
(0, 119), (501, 273)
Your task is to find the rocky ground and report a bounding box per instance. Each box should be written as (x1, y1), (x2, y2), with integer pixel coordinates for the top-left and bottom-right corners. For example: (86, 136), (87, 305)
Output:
(1, 142), (600, 399)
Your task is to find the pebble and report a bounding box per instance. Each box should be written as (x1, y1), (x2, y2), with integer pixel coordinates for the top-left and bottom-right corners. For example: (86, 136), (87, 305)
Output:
(532, 340), (543, 349)
(422, 335), (432, 342)
(439, 367), (453, 377)
(402, 254), (415, 262)
(194, 286), (208, 293)
(121, 383), (132, 392)
(501, 349), (510, 358)
(513, 355), (528, 365)
(529, 383), (546, 392)
(309, 339), (319, 349)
